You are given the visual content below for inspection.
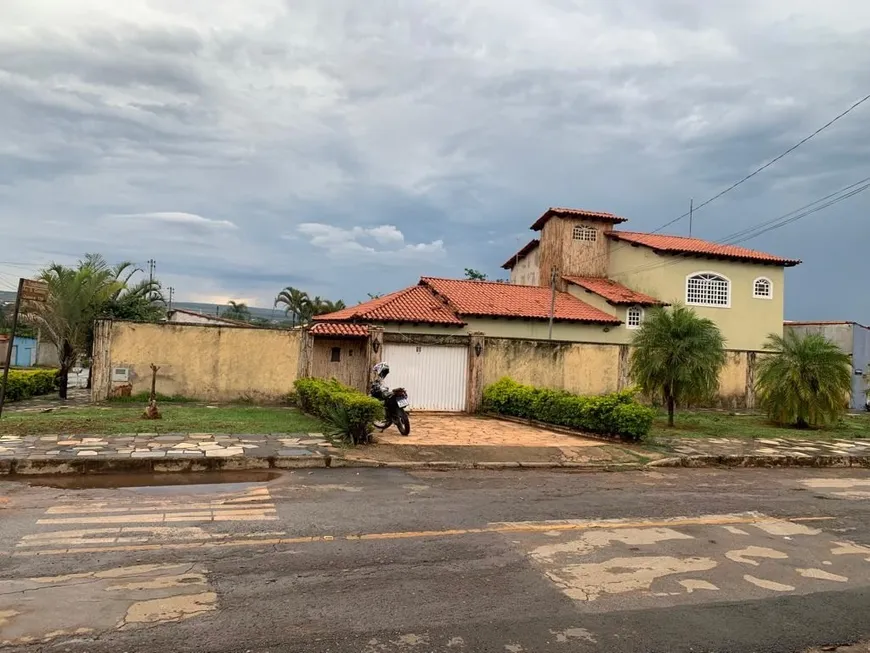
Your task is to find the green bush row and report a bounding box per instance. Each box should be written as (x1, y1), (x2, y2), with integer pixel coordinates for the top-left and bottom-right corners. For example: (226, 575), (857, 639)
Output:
(294, 378), (382, 445)
(0, 369), (61, 403)
(482, 377), (655, 441)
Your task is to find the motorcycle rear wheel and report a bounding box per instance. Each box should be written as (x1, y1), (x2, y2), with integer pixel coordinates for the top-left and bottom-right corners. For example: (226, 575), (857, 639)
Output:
(396, 409), (411, 436)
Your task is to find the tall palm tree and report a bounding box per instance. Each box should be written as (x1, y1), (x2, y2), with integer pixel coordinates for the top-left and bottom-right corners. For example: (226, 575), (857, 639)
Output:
(630, 304), (727, 427)
(756, 332), (852, 428)
(275, 287), (310, 327)
(223, 301), (252, 321)
(25, 259), (120, 398)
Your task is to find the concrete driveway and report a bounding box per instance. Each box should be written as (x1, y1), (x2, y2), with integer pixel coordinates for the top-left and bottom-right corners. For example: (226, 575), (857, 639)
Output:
(375, 413), (604, 447)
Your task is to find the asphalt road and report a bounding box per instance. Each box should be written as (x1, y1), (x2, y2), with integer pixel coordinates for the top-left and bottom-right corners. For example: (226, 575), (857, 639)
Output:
(1, 468), (870, 652)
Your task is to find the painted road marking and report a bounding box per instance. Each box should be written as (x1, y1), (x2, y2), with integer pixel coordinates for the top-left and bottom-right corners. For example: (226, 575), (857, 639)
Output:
(799, 477), (870, 500)
(507, 513), (870, 612)
(15, 486), (280, 556)
(10, 512), (835, 557)
(0, 563), (216, 647)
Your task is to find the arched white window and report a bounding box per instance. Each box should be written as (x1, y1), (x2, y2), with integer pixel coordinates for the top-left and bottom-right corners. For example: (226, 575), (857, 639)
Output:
(753, 277), (772, 299)
(626, 306), (643, 329)
(572, 225), (597, 242)
(686, 272), (730, 307)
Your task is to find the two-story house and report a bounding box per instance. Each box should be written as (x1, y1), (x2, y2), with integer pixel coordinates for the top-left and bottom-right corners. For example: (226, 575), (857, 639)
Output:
(313, 207), (800, 411)
(503, 207), (800, 351)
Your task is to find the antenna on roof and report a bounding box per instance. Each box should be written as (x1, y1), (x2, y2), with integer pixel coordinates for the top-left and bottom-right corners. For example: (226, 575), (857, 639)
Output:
(688, 198), (694, 237)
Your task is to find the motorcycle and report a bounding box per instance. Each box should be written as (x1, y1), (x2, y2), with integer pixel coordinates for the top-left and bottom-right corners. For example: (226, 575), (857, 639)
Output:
(373, 387), (411, 436)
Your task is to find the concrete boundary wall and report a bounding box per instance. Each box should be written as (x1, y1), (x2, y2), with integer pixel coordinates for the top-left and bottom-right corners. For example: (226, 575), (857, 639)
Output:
(91, 320), (303, 403)
(92, 320), (759, 409)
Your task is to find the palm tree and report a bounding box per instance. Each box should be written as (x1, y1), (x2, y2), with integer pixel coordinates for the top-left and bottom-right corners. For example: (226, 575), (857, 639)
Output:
(756, 332), (852, 428)
(275, 287), (310, 327)
(630, 304), (727, 427)
(25, 258), (120, 398)
(222, 301), (252, 322)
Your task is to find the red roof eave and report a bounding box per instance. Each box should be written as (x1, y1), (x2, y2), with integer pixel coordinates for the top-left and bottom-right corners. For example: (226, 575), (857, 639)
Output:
(607, 232), (801, 267)
(530, 207), (628, 231)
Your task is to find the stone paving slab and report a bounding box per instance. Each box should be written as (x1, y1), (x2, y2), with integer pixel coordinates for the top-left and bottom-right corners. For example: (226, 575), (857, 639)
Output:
(655, 436), (870, 458)
(0, 432), (334, 466)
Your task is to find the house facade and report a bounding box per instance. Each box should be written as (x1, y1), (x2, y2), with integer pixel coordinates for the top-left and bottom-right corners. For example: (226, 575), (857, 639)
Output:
(311, 207), (800, 411)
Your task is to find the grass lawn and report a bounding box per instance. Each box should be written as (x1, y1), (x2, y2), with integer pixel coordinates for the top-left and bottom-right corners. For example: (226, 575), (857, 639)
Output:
(0, 404), (325, 436)
(649, 410), (870, 441)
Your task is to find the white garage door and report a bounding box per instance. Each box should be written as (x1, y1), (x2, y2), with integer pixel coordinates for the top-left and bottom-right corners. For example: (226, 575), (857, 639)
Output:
(381, 344), (468, 412)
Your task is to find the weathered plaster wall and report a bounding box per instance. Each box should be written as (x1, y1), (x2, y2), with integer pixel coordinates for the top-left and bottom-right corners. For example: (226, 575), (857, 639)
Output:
(92, 321), (302, 402)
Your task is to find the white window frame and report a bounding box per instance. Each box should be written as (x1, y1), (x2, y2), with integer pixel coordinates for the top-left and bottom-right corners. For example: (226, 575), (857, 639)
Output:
(752, 276), (773, 299)
(626, 306), (644, 329)
(572, 225), (597, 242)
(685, 271), (731, 308)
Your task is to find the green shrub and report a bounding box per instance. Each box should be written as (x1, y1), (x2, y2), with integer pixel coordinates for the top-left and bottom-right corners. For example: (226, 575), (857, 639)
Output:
(0, 369), (61, 403)
(294, 378), (382, 445)
(482, 377), (654, 441)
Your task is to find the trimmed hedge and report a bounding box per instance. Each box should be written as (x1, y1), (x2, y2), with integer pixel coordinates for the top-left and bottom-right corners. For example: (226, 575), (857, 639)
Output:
(294, 378), (382, 445)
(0, 369), (61, 403)
(482, 377), (655, 441)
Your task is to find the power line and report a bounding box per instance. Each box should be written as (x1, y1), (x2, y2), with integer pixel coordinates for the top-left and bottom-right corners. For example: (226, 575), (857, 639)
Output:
(648, 91), (870, 235)
(609, 176), (870, 278)
(514, 92), (870, 275)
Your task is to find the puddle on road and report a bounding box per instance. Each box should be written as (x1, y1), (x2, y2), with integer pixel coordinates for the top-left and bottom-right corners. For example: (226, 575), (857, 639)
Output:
(14, 470), (282, 492)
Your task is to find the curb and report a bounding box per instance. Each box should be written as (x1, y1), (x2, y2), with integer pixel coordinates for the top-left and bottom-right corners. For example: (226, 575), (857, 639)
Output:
(647, 454), (870, 468)
(4, 453), (867, 477)
(328, 458), (644, 472)
(0, 454), (329, 476)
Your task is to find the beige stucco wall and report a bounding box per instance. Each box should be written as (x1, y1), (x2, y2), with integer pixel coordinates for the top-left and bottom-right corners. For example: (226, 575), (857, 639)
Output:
(102, 322), (301, 402)
(482, 338), (621, 396)
(379, 318), (625, 344)
(509, 247), (541, 286)
(608, 244), (786, 351)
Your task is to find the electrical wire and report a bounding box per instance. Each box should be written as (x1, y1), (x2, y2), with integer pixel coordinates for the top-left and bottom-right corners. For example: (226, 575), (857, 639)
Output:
(646, 92), (870, 236)
(507, 92), (870, 272)
(608, 176), (870, 278)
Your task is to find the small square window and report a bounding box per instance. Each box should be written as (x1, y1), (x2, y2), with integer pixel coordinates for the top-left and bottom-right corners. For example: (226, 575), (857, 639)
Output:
(330, 347), (341, 362)
(572, 225), (597, 242)
(626, 306), (643, 329)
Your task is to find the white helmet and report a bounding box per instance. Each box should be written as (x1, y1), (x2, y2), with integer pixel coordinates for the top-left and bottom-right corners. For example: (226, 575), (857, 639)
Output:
(373, 362), (390, 379)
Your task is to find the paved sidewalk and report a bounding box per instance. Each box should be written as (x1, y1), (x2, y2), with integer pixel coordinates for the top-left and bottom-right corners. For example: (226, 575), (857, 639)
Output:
(651, 436), (870, 467)
(0, 432), (334, 474)
(3, 388), (90, 414)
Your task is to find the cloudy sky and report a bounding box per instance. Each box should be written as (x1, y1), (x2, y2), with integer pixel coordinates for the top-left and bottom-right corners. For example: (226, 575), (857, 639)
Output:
(0, 0), (868, 319)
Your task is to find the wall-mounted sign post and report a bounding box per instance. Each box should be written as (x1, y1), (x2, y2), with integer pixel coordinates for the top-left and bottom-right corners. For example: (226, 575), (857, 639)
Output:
(0, 278), (49, 418)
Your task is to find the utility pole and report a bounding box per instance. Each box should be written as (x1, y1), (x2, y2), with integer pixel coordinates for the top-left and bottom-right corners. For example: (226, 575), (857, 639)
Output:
(146, 259), (156, 302)
(547, 267), (557, 341)
(167, 287), (174, 311)
(0, 279), (24, 419)
(0, 278), (48, 418)
(688, 198), (694, 237)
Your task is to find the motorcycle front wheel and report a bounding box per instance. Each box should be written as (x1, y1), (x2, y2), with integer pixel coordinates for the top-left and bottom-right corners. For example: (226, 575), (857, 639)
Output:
(396, 408), (411, 436)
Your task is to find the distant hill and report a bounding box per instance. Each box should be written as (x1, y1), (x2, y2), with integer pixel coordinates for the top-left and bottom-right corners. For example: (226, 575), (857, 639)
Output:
(0, 292), (292, 325)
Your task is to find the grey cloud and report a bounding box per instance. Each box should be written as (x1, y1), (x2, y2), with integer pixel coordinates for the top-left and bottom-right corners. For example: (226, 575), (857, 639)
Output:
(1, 1), (870, 315)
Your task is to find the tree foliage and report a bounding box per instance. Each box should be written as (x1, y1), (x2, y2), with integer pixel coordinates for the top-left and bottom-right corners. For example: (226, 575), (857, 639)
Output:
(756, 331), (852, 428)
(275, 287), (345, 325)
(629, 304), (727, 427)
(464, 268), (487, 281)
(23, 253), (164, 398)
(222, 301), (252, 322)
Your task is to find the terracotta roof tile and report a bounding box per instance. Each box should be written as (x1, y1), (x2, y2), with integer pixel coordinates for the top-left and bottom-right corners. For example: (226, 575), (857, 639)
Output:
(607, 231), (801, 266)
(502, 239), (540, 270)
(531, 207), (628, 231)
(309, 323), (370, 337)
(564, 277), (666, 306)
(313, 286), (465, 325)
(421, 277), (620, 324)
